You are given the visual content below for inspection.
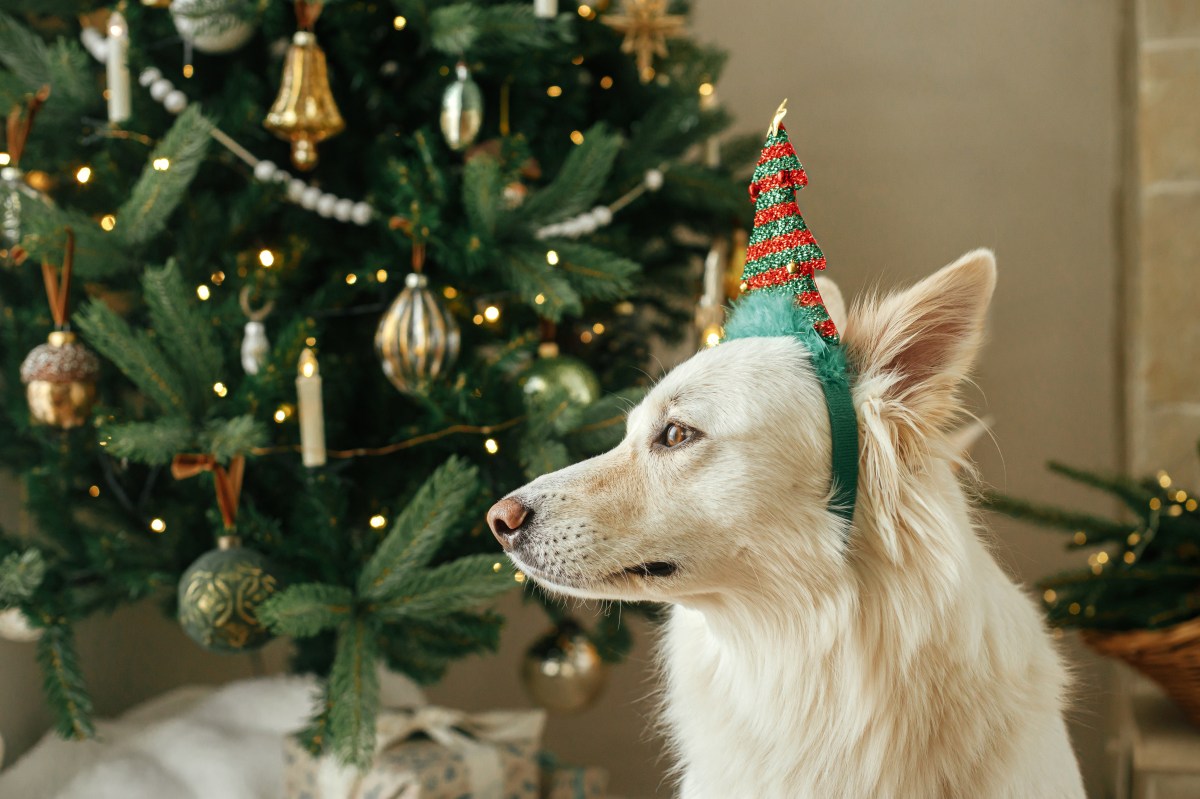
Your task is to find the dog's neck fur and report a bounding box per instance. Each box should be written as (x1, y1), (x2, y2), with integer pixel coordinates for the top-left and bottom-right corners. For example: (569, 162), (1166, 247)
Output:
(659, 456), (1078, 799)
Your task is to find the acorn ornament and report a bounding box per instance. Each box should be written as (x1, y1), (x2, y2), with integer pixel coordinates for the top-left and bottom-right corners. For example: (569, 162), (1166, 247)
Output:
(178, 534), (281, 653)
(440, 61), (483, 152)
(170, 0), (257, 54)
(521, 620), (607, 713)
(21, 230), (99, 429)
(21, 331), (99, 429)
(264, 1), (344, 171)
(375, 245), (461, 395)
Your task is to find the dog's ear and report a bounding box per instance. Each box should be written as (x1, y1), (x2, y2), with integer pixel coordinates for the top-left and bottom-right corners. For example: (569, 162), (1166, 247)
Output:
(845, 249), (996, 433)
(814, 276), (848, 333)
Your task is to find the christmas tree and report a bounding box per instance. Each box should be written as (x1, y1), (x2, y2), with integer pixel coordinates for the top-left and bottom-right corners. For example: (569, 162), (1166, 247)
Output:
(0, 1), (745, 765)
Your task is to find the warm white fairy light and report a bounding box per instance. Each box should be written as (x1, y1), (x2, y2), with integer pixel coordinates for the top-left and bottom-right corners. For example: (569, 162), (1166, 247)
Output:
(493, 562), (503, 572)
(534, 293), (546, 305)
(546, 250), (559, 265)
(369, 514), (387, 529)
(345, 274), (358, 285)
(392, 15), (407, 29)
(213, 382), (228, 397)
(699, 82), (714, 96)
(600, 76), (613, 89)
(570, 130), (584, 145)
(473, 314), (484, 325)
(274, 408), (287, 423)
(546, 85), (563, 97)
(484, 438), (499, 454)
(149, 518), (166, 533)
(196, 285), (210, 300)
(258, 249), (275, 267)
(1042, 589), (1056, 603)
(100, 214), (116, 231)
(443, 287), (459, 299)
(376, 269), (388, 283)
(88, 485), (100, 498)
(75, 166), (92, 184)
(592, 322), (605, 334)
(0, 153), (10, 166)
(483, 305), (500, 322)
(152, 157), (170, 171)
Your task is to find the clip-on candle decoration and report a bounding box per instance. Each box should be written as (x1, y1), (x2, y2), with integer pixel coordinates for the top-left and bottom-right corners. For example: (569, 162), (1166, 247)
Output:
(296, 348), (326, 467)
(105, 10), (131, 123)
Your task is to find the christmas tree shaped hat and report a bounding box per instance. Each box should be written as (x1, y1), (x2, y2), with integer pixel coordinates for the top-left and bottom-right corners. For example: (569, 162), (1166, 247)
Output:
(724, 100), (859, 524)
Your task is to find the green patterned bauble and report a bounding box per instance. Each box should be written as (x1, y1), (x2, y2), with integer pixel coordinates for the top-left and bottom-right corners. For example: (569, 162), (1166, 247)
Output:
(177, 536), (282, 653)
(522, 355), (601, 406)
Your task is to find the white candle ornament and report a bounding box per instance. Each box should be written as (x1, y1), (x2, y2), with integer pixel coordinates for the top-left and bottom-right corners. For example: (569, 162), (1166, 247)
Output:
(296, 348), (326, 467)
(106, 11), (131, 123)
(534, 0), (558, 18)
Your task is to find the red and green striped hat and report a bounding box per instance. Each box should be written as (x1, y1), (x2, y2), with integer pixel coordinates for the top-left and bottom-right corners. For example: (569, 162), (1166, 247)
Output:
(724, 101), (858, 526)
(738, 100), (839, 344)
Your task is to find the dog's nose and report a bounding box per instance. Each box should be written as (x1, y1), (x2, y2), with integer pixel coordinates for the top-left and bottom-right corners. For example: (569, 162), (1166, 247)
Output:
(487, 497), (529, 550)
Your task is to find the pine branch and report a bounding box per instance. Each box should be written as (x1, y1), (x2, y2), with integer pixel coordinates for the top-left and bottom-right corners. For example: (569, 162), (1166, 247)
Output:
(982, 491), (1132, 540)
(203, 415), (269, 463)
(117, 106), (213, 246)
(375, 554), (513, 621)
(0, 549), (45, 604)
(552, 242), (640, 300)
(516, 125), (623, 226)
(0, 12), (92, 111)
(21, 203), (135, 279)
(103, 418), (193, 465)
(37, 624), (95, 740)
(592, 610), (633, 663)
(430, 3), (556, 57)
(462, 154), (502, 238)
(519, 438), (571, 481)
(75, 299), (190, 416)
(501, 250), (581, 321)
(1047, 461), (1157, 513)
(142, 262), (225, 410)
(259, 583), (354, 638)
(329, 618), (380, 769)
(358, 457), (479, 601)
(563, 388), (642, 452)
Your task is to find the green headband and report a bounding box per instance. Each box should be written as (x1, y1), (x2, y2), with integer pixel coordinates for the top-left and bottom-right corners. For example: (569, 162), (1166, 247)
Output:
(721, 102), (859, 527)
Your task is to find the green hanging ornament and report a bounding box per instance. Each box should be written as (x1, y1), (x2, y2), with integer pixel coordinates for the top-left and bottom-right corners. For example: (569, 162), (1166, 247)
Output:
(522, 343), (601, 407)
(172, 455), (282, 653)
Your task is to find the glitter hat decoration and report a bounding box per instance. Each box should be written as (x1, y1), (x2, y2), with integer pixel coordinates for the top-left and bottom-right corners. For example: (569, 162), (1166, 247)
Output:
(723, 100), (858, 525)
(737, 99), (839, 344)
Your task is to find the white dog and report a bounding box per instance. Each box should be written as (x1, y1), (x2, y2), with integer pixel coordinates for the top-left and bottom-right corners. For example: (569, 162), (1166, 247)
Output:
(488, 250), (1084, 798)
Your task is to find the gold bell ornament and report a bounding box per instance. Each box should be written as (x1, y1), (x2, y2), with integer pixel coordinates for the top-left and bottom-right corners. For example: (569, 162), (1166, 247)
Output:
(264, 0), (344, 171)
(20, 230), (100, 429)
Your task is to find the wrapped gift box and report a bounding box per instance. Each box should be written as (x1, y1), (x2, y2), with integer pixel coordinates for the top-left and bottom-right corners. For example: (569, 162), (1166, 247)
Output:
(538, 752), (608, 799)
(284, 706), (546, 799)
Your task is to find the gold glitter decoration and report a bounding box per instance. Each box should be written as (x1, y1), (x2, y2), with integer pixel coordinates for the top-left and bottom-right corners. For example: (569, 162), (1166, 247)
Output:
(602, 0), (686, 83)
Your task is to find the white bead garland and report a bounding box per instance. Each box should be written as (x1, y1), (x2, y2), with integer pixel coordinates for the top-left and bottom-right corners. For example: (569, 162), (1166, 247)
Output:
(84, 41), (658, 237)
(535, 166), (668, 240)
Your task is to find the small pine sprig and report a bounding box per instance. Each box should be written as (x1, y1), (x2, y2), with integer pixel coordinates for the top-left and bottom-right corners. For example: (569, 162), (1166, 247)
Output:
(0, 549), (46, 605)
(258, 457), (515, 769)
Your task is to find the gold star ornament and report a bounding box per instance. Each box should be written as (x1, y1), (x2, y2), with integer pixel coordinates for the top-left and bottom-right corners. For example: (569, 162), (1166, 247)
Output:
(602, 0), (686, 83)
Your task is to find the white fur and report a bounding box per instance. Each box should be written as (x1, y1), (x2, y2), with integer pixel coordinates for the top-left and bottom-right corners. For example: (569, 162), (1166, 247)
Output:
(501, 250), (1084, 798)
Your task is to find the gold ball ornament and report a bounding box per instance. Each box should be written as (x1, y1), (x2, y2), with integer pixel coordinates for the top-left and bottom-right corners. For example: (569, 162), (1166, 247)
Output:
(0, 608), (42, 642)
(521, 621), (608, 713)
(20, 331), (100, 429)
(375, 272), (461, 395)
(177, 536), (282, 653)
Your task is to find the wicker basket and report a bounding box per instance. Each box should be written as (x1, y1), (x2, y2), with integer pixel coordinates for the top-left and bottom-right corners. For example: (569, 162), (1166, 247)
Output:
(1083, 616), (1200, 726)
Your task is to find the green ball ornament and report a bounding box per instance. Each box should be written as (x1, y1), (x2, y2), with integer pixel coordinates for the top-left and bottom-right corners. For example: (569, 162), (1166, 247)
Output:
(522, 355), (601, 406)
(177, 536), (282, 653)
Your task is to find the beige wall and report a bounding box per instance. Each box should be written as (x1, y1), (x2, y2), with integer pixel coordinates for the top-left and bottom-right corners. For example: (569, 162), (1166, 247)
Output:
(2, 2), (1126, 797)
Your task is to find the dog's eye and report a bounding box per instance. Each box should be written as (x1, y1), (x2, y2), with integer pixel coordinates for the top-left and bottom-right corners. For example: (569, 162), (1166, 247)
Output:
(660, 422), (691, 448)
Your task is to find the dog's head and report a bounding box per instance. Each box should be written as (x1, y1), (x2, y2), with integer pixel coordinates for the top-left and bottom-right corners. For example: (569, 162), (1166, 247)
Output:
(488, 250), (996, 605)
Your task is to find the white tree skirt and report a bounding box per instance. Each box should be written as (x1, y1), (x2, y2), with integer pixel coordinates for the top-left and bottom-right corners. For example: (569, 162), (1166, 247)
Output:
(0, 673), (424, 799)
